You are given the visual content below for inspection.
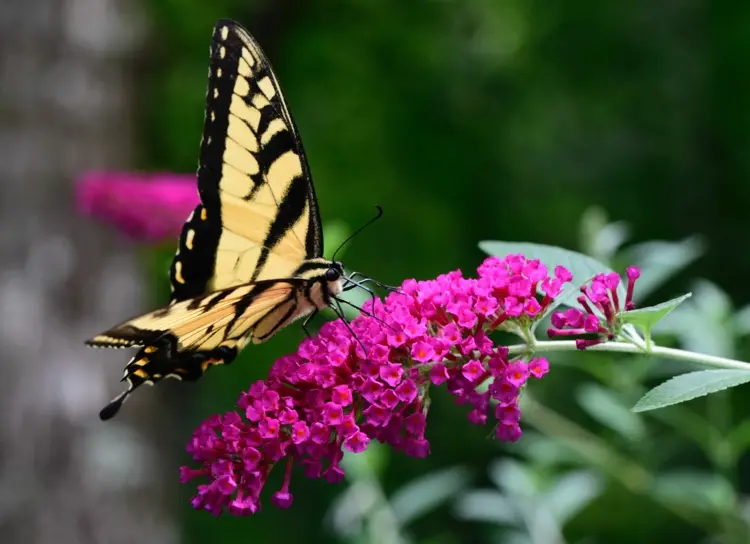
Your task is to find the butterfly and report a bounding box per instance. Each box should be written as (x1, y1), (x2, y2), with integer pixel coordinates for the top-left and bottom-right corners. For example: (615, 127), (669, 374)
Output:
(87, 19), (378, 420)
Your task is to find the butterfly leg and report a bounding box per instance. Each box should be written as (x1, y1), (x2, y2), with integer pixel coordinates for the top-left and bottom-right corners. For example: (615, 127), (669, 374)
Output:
(342, 275), (379, 311)
(330, 299), (369, 358)
(302, 309), (319, 338)
(334, 296), (397, 333)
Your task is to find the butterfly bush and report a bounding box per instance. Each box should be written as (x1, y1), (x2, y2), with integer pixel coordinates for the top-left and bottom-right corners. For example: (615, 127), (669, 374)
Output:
(180, 254), (573, 516)
(76, 171), (198, 242)
(547, 266), (642, 349)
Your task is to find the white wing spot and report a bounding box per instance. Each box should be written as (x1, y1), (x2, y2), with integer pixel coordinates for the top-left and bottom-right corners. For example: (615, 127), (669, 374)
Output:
(220, 26), (229, 40)
(217, 67), (222, 78)
(213, 88), (219, 99)
(219, 46), (226, 59)
(175, 261), (185, 284)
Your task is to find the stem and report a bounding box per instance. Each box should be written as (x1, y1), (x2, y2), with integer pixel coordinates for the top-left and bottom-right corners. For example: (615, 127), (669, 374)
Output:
(509, 340), (750, 371)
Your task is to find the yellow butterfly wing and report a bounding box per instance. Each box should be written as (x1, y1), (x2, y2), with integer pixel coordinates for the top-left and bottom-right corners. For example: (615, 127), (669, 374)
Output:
(89, 280), (305, 419)
(170, 19), (324, 303)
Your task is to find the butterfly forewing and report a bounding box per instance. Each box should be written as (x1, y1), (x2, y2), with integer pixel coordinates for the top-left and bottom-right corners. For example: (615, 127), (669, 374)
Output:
(170, 19), (323, 302)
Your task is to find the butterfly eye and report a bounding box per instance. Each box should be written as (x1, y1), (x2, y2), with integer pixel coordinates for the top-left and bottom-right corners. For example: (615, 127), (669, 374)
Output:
(325, 268), (341, 282)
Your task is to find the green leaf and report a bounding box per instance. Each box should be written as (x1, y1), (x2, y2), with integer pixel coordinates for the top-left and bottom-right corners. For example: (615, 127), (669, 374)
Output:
(619, 237), (705, 300)
(508, 432), (589, 467)
(632, 370), (750, 413)
(576, 383), (646, 442)
(453, 490), (520, 525)
(645, 402), (718, 453)
(390, 466), (472, 525)
(619, 293), (692, 336)
(726, 419), (750, 454)
(544, 470), (604, 524)
(733, 303), (750, 336)
(690, 279), (732, 321)
(478, 241), (624, 312)
(652, 282), (734, 358)
(651, 471), (735, 513)
(488, 458), (539, 496)
(579, 206), (631, 264)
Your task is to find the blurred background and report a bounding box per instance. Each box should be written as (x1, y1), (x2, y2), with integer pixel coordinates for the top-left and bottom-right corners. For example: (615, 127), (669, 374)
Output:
(3, 0), (750, 542)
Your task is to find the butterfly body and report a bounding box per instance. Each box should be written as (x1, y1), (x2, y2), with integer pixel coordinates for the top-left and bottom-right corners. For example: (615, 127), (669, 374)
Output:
(88, 20), (349, 420)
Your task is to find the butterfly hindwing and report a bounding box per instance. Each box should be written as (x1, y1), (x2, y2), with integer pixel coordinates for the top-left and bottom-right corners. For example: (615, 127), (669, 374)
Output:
(88, 280), (306, 351)
(89, 280), (309, 419)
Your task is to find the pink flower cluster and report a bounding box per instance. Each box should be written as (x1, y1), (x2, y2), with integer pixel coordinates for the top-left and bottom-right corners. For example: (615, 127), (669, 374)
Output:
(76, 171), (199, 243)
(181, 255), (573, 516)
(547, 266), (641, 349)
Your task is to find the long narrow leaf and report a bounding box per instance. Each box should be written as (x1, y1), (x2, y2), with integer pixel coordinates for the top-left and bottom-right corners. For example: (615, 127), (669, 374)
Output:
(633, 370), (750, 412)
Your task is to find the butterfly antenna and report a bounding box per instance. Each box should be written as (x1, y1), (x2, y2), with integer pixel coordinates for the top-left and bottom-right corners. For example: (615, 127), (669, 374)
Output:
(99, 385), (133, 420)
(331, 206), (383, 263)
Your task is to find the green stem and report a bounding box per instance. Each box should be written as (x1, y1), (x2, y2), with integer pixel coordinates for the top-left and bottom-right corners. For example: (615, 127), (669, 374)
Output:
(509, 340), (750, 371)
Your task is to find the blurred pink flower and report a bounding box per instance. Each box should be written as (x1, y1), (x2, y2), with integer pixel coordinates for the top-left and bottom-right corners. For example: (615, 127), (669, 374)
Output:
(76, 171), (199, 243)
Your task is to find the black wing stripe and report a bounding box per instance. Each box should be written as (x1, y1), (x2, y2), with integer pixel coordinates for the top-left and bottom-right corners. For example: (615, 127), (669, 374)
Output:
(293, 260), (332, 276)
(220, 280), (294, 338)
(254, 300), (299, 342)
(252, 177), (310, 281)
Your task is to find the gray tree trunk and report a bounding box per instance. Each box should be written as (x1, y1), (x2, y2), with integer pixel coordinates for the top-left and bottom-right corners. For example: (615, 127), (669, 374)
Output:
(0, 1), (178, 542)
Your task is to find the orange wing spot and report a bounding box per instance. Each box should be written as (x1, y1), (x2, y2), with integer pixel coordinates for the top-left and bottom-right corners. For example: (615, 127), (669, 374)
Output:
(200, 358), (224, 373)
(133, 369), (149, 379)
(201, 208), (208, 221)
(145, 346), (157, 353)
(132, 358), (149, 367)
(175, 368), (190, 374)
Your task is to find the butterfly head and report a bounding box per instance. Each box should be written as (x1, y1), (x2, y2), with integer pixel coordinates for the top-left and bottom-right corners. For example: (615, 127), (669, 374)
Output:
(326, 261), (344, 281)
(325, 261), (345, 294)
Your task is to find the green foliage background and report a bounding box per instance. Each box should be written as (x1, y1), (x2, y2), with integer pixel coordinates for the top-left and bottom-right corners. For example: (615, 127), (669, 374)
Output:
(136, 1), (750, 542)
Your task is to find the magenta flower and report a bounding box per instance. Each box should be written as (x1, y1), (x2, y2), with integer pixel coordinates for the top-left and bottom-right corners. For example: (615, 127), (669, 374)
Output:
(547, 266), (642, 349)
(75, 171), (199, 243)
(181, 254), (568, 516)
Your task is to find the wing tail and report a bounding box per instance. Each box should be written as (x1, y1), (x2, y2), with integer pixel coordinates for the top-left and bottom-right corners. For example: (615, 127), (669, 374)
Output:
(99, 342), (240, 420)
(90, 280), (301, 418)
(100, 386), (132, 420)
